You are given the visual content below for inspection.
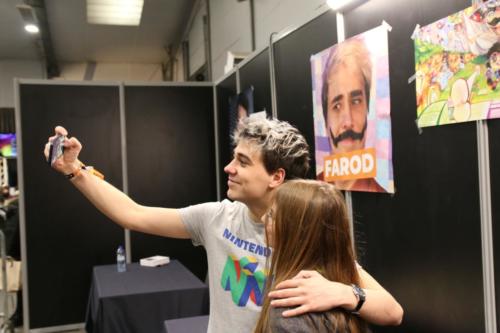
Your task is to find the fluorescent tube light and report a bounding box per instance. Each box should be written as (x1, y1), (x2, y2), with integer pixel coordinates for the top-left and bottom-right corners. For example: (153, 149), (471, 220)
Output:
(326, 0), (368, 12)
(25, 24), (39, 33)
(87, 0), (144, 26)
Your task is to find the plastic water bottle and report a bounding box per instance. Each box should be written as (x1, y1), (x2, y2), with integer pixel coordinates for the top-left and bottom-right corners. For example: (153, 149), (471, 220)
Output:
(117, 245), (126, 272)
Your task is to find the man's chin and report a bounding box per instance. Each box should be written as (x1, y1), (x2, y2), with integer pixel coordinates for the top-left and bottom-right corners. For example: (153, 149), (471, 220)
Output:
(227, 191), (249, 205)
(226, 189), (239, 201)
(334, 142), (364, 154)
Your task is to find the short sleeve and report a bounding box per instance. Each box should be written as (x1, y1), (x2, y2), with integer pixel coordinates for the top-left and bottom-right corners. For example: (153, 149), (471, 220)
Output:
(178, 201), (222, 246)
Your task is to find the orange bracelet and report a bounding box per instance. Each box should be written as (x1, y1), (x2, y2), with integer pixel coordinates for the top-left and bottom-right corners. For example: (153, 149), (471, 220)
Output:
(86, 166), (105, 180)
(65, 163), (104, 180)
(65, 163), (84, 180)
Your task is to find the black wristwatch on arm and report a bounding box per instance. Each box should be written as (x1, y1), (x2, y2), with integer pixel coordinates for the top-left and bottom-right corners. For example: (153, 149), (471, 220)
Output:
(350, 284), (366, 314)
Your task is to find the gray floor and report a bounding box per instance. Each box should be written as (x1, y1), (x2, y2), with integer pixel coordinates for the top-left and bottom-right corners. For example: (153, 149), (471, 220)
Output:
(2, 293), (86, 333)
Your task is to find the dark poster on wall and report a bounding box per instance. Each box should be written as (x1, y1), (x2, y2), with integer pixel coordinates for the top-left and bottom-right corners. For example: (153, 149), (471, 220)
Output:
(228, 86), (255, 147)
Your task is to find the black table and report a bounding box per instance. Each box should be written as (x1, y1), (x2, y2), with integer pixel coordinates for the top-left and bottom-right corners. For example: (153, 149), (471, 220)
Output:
(85, 260), (209, 333)
(164, 315), (209, 333)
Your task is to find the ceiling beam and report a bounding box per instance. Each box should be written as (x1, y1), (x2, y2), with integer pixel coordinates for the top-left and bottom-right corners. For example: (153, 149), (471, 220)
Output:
(21, 0), (59, 78)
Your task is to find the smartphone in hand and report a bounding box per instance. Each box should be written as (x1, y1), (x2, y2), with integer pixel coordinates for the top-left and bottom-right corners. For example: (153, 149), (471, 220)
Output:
(48, 134), (65, 166)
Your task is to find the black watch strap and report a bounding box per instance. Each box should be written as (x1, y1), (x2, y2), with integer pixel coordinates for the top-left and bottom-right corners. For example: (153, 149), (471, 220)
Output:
(351, 284), (366, 314)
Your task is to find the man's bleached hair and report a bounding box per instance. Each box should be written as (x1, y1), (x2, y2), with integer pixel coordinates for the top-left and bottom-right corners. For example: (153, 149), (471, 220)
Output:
(232, 117), (310, 180)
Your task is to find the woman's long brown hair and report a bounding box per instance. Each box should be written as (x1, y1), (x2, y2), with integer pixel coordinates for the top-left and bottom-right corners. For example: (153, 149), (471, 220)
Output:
(254, 180), (367, 333)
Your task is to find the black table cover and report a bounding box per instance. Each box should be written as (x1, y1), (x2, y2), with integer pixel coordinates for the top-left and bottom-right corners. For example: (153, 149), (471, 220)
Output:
(85, 260), (209, 333)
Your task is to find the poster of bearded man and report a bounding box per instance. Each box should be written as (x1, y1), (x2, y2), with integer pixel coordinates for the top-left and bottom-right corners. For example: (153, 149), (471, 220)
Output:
(311, 25), (394, 193)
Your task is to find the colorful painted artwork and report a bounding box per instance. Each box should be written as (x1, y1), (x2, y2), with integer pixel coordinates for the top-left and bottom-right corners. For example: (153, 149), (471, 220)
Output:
(414, 1), (500, 127)
(311, 25), (394, 193)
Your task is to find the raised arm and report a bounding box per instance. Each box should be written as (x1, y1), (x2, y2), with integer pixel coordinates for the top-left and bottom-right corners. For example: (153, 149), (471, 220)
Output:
(268, 269), (403, 326)
(44, 126), (190, 239)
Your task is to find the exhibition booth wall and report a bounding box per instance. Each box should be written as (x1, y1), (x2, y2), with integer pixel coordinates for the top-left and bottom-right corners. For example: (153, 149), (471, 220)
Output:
(16, 82), (214, 330)
(124, 85), (214, 276)
(18, 83), (126, 330)
(215, 73), (236, 200)
(344, 1), (485, 333)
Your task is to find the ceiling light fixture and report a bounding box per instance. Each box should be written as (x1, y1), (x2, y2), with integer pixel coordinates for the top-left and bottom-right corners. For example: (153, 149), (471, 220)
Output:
(326, 0), (368, 12)
(25, 24), (39, 34)
(87, 0), (144, 26)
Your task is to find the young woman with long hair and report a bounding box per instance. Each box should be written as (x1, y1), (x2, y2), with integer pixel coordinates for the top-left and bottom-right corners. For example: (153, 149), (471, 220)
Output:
(254, 180), (369, 333)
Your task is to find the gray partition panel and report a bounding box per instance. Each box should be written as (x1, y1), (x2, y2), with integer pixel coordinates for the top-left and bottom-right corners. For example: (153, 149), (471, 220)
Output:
(216, 74), (237, 200)
(19, 84), (125, 329)
(489, 118), (500, 327)
(273, 10), (338, 178)
(125, 86), (215, 280)
(344, 0), (484, 332)
(239, 48), (272, 117)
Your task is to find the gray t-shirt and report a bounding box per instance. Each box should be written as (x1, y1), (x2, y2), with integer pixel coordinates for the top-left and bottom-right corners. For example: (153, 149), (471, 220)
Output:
(180, 200), (271, 333)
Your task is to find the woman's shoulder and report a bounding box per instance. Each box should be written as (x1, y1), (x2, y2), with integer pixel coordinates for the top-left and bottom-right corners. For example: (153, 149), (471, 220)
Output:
(268, 307), (307, 333)
(268, 307), (334, 333)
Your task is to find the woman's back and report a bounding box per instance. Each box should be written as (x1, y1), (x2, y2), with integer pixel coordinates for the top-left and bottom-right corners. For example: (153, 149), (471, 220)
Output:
(269, 306), (369, 333)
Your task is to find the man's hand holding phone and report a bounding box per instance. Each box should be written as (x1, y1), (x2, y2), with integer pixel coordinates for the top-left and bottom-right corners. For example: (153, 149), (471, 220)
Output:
(44, 126), (83, 176)
(48, 134), (65, 166)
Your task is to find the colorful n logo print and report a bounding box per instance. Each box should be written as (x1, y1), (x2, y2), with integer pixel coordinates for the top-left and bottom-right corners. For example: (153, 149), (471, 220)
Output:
(221, 255), (267, 307)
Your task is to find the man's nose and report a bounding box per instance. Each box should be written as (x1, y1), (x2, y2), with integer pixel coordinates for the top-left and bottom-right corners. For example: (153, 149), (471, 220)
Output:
(224, 159), (236, 174)
(340, 105), (353, 129)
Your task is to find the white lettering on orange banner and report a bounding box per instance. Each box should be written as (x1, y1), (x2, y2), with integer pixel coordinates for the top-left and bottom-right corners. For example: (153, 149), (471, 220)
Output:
(324, 148), (377, 182)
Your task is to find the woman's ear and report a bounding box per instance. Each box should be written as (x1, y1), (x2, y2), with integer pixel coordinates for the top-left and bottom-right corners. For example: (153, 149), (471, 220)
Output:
(269, 168), (285, 189)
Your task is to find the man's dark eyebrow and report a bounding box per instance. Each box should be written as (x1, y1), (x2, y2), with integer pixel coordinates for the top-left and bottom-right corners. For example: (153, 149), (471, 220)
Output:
(350, 90), (363, 98)
(235, 152), (253, 165)
(331, 94), (343, 104)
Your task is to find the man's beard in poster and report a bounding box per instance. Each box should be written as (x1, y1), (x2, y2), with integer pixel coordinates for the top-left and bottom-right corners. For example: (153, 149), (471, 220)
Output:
(330, 120), (368, 148)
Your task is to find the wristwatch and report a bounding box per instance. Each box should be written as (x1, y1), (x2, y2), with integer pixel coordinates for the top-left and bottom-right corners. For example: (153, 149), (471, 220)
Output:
(350, 284), (366, 314)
